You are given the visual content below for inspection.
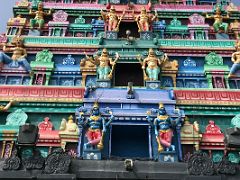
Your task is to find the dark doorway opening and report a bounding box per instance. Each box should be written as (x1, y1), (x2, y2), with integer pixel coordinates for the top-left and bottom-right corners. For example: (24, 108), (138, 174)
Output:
(118, 21), (139, 38)
(114, 63), (143, 86)
(111, 125), (149, 158)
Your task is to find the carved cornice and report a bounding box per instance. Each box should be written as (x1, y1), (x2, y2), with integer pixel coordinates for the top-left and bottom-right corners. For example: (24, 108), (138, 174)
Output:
(0, 85), (84, 103)
(175, 89), (240, 106)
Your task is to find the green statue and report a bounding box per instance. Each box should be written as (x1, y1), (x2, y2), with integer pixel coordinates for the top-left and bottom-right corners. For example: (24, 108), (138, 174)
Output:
(29, 2), (52, 30)
(205, 6), (229, 33)
(84, 49), (119, 80)
(137, 48), (168, 81)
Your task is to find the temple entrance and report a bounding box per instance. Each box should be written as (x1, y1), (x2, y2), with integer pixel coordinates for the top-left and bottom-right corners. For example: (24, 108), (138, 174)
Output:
(118, 21), (139, 38)
(111, 125), (149, 158)
(114, 63), (144, 86)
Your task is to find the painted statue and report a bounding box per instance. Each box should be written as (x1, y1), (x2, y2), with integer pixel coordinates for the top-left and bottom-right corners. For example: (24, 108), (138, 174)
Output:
(137, 48), (168, 81)
(100, 6), (125, 32)
(77, 102), (114, 150)
(84, 49), (119, 80)
(0, 100), (16, 112)
(205, 6), (229, 33)
(228, 41), (240, 78)
(59, 115), (79, 135)
(146, 103), (182, 152)
(133, 7), (158, 32)
(29, 2), (53, 30)
(0, 36), (31, 72)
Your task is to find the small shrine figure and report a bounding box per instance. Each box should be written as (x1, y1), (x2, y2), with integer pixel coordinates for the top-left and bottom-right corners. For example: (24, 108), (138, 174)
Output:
(84, 49), (119, 80)
(133, 7), (158, 32)
(137, 48), (168, 81)
(0, 36), (31, 72)
(60, 115), (79, 135)
(77, 102), (114, 150)
(100, 6), (125, 32)
(204, 6), (229, 33)
(146, 103), (182, 152)
(29, 2), (53, 30)
(228, 41), (240, 78)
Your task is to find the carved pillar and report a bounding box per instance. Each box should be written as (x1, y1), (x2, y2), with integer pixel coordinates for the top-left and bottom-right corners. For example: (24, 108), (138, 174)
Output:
(48, 28), (52, 36)
(190, 30), (194, 40)
(206, 74), (213, 88)
(205, 30), (209, 40)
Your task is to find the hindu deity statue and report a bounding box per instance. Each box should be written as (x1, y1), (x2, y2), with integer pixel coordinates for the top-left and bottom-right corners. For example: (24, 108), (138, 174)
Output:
(228, 41), (240, 78)
(137, 48), (168, 81)
(84, 49), (119, 80)
(0, 36), (31, 72)
(77, 102), (114, 150)
(100, 6), (125, 32)
(29, 2), (53, 30)
(205, 6), (229, 33)
(146, 103), (182, 152)
(133, 7), (158, 32)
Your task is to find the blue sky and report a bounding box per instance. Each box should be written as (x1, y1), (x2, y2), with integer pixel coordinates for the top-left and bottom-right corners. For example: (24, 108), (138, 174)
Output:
(0, 0), (240, 33)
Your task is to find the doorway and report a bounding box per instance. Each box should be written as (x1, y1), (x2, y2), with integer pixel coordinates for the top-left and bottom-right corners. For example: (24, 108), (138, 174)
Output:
(114, 63), (143, 86)
(118, 21), (139, 38)
(111, 125), (149, 158)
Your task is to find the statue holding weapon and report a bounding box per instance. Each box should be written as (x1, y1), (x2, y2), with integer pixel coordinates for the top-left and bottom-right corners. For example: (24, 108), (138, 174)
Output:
(101, 6), (125, 32)
(133, 7), (158, 32)
(137, 48), (167, 81)
(76, 102), (114, 150)
(146, 103), (182, 152)
(84, 49), (119, 80)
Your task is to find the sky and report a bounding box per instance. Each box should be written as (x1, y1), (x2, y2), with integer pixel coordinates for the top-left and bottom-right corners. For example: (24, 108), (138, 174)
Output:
(0, 0), (240, 33)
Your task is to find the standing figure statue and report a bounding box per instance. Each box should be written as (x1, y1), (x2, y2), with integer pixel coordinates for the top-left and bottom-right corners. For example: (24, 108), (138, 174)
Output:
(101, 6), (125, 32)
(146, 103), (182, 152)
(29, 2), (53, 30)
(84, 49), (119, 80)
(0, 36), (31, 72)
(133, 7), (158, 32)
(228, 41), (240, 78)
(137, 48), (168, 81)
(205, 6), (229, 33)
(77, 102), (114, 150)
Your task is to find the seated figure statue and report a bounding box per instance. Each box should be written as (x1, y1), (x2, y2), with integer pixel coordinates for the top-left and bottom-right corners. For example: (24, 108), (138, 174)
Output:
(0, 36), (31, 72)
(29, 2), (53, 30)
(146, 103), (182, 152)
(77, 102), (114, 150)
(205, 6), (229, 33)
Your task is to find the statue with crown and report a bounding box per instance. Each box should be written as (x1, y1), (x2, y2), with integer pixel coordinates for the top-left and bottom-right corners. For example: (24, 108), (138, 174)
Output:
(76, 102), (114, 160)
(146, 103), (183, 162)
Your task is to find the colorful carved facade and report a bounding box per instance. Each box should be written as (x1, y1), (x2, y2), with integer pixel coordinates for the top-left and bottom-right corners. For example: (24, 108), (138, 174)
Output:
(0, 0), (240, 179)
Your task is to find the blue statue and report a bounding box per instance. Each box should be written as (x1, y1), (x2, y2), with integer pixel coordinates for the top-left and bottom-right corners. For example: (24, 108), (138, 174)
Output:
(146, 103), (182, 152)
(76, 102), (114, 150)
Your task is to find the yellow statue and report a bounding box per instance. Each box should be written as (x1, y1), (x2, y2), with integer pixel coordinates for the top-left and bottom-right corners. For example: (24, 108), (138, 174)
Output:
(137, 48), (168, 81)
(0, 36), (31, 72)
(29, 2), (53, 30)
(205, 6), (229, 33)
(0, 100), (16, 112)
(100, 6), (125, 32)
(84, 49), (119, 80)
(228, 41), (240, 78)
(59, 115), (79, 135)
(133, 7), (158, 32)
